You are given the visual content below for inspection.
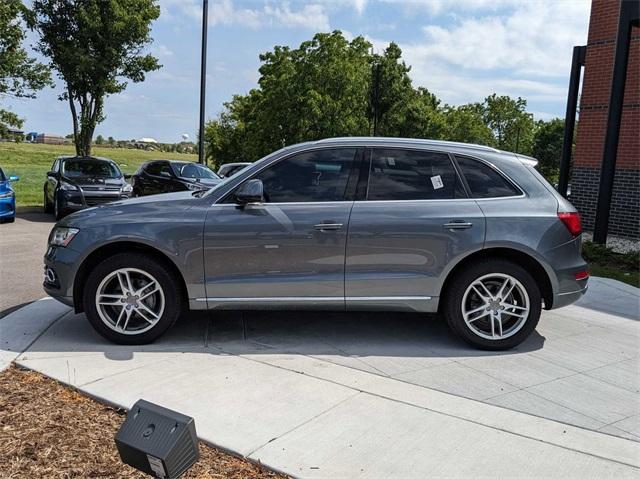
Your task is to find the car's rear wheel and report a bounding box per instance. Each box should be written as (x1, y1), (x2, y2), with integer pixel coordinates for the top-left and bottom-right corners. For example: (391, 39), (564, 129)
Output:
(83, 253), (183, 344)
(443, 259), (541, 350)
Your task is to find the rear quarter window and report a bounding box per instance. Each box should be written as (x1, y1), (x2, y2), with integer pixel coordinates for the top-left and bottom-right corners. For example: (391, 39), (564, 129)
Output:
(455, 156), (521, 198)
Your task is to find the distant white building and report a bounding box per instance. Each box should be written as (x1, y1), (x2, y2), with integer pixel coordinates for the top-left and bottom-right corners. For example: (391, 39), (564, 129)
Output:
(137, 137), (158, 144)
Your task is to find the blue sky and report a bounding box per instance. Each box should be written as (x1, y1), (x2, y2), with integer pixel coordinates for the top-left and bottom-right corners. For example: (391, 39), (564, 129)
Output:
(7, 0), (591, 143)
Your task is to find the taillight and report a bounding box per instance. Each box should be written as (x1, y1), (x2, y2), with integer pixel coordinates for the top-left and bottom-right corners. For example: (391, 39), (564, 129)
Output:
(558, 211), (582, 236)
(574, 270), (589, 280)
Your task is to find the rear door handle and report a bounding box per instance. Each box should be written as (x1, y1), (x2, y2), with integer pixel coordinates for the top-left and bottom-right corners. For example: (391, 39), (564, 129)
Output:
(314, 223), (343, 231)
(443, 221), (473, 230)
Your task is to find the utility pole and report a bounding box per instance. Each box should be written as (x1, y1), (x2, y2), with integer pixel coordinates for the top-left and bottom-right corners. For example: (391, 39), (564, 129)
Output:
(198, 0), (208, 164)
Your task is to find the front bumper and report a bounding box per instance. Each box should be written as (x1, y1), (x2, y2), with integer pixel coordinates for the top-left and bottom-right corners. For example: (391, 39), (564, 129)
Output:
(43, 243), (81, 308)
(0, 196), (16, 218)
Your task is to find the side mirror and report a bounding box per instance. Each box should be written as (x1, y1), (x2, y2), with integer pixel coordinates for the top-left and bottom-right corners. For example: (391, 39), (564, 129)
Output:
(160, 171), (172, 178)
(46, 171), (56, 177)
(235, 179), (264, 205)
(8, 175), (19, 182)
(124, 173), (132, 179)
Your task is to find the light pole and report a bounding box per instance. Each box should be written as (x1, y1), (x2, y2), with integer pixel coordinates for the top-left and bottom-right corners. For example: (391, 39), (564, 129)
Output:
(198, 0), (208, 164)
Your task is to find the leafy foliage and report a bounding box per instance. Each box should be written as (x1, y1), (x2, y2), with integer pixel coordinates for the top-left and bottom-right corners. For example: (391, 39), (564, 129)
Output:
(205, 30), (564, 181)
(30, 0), (161, 156)
(532, 118), (565, 182)
(0, 0), (51, 135)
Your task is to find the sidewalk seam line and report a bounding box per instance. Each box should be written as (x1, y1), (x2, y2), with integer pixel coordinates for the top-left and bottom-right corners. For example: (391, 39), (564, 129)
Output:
(14, 308), (73, 362)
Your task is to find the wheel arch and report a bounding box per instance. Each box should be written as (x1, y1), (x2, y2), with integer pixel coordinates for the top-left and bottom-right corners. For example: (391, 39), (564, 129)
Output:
(439, 247), (555, 311)
(73, 241), (188, 313)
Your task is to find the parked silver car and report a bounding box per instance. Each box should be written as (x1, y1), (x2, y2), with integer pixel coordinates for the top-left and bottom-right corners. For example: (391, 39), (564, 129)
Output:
(44, 138), (588, 349)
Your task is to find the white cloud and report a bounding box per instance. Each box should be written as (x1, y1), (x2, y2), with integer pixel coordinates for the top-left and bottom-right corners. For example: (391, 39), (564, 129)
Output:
(264, 3), (330, 30)
(159, 0), (330, 31)
(368, 0), (590, 107)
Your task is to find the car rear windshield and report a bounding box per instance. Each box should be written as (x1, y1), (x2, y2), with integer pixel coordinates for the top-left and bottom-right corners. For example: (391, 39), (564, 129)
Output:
(171, 162), (219, 179)
(62, 159), (121, 178)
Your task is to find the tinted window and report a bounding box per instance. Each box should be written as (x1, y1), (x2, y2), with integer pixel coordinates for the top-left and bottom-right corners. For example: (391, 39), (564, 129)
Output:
(251, 148), (356, 203)
(172, 162), (218, 179)
(62, 159), (121, 178)
(146, 162), (172, 177)
(367, 149), (465, 201)
(456, 156), (520, 198)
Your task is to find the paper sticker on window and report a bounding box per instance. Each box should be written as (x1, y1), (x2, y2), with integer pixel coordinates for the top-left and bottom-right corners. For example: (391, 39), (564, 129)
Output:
(387, 158), (396, 166)
(431, 175), (444, 190)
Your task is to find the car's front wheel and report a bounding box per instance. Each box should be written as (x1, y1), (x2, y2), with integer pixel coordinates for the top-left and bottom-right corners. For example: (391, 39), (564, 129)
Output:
(83, 253), (183, 344)
(443, 259), (541, 350)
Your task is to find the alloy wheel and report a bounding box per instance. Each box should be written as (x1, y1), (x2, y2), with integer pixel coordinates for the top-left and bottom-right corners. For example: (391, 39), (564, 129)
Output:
(461, 273), (530, 340)
(95, 268), (165, 335)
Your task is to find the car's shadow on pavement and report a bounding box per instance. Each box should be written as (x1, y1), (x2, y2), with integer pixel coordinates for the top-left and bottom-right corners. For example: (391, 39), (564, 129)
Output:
(25, 309), (546, 364)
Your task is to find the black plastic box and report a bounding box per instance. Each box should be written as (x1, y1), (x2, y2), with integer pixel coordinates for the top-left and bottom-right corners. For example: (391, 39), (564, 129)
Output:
(115, 400), (199, 478)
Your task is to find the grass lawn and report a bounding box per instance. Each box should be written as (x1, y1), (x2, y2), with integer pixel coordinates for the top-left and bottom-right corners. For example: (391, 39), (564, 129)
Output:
(582, 241), (639, 288)
(0, 142), (198, 207)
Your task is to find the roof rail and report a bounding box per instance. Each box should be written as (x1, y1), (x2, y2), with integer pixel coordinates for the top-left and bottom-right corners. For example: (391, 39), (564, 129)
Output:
(315, 137), (501, 153)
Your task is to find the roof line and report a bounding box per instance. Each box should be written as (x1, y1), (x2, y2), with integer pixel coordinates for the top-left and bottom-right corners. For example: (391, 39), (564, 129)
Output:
(314, 137), (501, 153)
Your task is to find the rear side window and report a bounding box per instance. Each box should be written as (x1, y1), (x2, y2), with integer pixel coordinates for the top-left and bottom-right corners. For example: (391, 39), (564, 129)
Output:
(146, 162), (172, 177)
(455, 156), (520, 198)
(367, 149), (465, 201)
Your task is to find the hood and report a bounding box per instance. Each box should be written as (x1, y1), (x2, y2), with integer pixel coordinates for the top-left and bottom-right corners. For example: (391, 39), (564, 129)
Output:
(58, 191), (198, 227)
(63, 176), (126, 187)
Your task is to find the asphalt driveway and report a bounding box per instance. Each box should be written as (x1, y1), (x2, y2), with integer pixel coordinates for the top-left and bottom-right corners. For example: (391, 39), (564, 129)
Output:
(0, 209), (54, 317)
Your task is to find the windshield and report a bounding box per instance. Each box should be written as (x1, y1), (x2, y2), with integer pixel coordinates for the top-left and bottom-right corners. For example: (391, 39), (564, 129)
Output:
(171, 162), (219, 179)
(62, 159), (121, 178)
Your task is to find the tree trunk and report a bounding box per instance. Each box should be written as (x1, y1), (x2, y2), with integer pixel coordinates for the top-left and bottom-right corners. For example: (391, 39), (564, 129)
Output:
(68, 89), (103, 157)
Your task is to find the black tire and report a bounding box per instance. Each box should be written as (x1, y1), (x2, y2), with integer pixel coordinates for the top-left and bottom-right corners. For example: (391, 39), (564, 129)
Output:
(83, 252), (184, 344)
(443, 259), (541, 350)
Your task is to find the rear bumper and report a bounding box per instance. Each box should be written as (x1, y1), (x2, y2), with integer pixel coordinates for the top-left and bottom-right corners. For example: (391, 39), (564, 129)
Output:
(551, 282), (588, 309)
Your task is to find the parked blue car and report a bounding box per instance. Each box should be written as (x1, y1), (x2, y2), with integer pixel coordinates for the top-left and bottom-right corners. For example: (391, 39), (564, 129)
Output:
(0, 167), (19, 223)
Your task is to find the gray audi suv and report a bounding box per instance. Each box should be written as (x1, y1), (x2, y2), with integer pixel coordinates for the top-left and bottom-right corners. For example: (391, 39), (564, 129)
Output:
(43, 138), (588, 349)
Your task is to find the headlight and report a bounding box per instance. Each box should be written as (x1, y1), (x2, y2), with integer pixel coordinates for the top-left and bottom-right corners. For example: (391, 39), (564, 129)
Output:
(0, 191), (14, 199)
(122, 184), (133, 193)
(49, 227), (79, 247)
(59, 181), (78, 191)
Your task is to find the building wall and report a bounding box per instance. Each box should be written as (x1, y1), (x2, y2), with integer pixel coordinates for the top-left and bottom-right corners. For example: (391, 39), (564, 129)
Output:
(571, 0), (639, 239)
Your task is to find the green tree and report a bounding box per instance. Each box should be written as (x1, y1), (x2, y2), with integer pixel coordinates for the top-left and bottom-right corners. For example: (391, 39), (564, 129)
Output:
(441, 104), (494, 146)
(107, 136), (115, 145)
(532, 118), (565, 182)
(30, 0), (161, 156)
(95, 134), (104, 145)
(0, 0), (50, 135)
(478, 94), (535, 154)
(369, 42), (413, 136)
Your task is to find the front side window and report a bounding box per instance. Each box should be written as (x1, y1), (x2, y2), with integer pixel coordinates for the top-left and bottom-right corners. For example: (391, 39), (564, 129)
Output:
(455, 156), (520, 198)
(249, 148), (357, 203)
(367, 149), (465, 201)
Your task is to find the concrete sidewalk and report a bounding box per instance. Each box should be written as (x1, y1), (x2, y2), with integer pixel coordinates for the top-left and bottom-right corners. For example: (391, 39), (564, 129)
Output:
(2, 277), (639, 477)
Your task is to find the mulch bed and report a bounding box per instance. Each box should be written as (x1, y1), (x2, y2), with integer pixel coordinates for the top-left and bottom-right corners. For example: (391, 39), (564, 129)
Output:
(0, 365), (287, 478)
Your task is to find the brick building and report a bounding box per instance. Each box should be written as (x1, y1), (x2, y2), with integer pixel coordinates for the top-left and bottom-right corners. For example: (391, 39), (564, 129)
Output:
(570, 0), (639, 239)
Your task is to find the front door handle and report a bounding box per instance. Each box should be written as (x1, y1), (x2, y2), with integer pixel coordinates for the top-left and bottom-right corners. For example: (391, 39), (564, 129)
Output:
(314, 223), (343, 231)
(443, 221), (473, 230)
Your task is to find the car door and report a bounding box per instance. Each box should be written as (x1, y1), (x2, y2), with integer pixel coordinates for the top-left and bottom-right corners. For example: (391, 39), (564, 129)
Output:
(202, 147), (360, 309)
(345, 148), (486, 312)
